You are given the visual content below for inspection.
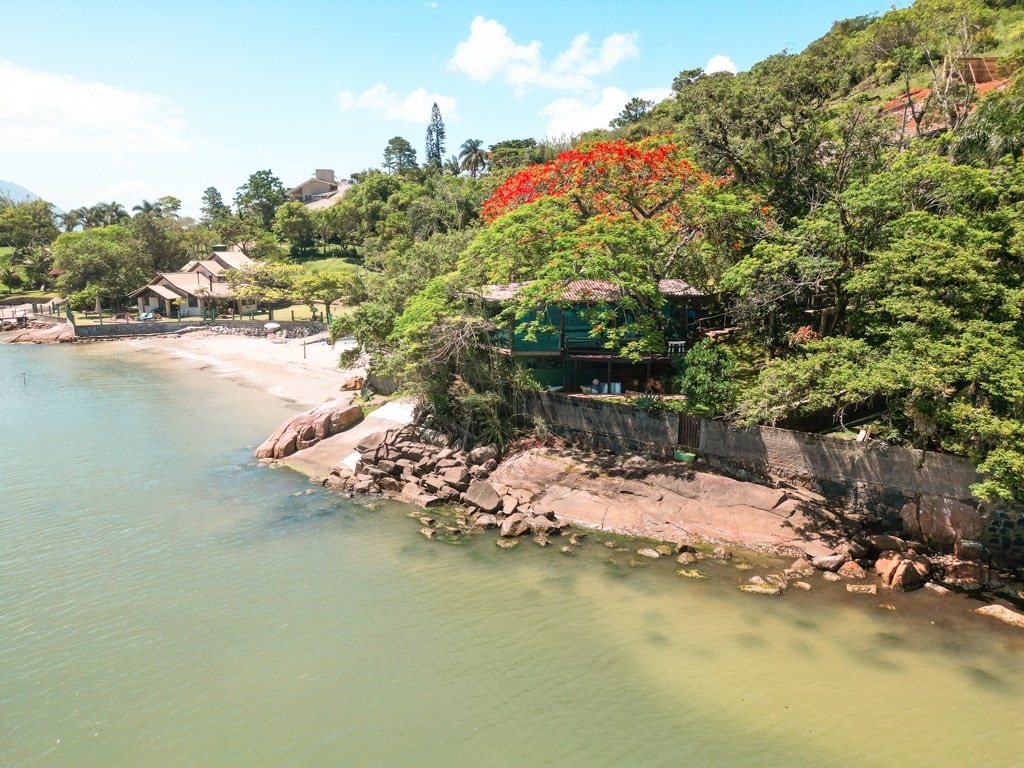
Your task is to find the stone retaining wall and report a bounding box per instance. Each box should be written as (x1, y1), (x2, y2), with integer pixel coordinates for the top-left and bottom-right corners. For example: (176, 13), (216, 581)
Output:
(523, 391), (1024, 561)
(73, 320), (327, 338)
(524, 392), (681, 458)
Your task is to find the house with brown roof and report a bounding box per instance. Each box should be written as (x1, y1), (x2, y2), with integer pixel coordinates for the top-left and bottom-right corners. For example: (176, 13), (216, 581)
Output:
(129, 249), (255, 319)
(481, 278), (707, 392)
(881, 56), (1010, 138)
(286, 168), (352, 210)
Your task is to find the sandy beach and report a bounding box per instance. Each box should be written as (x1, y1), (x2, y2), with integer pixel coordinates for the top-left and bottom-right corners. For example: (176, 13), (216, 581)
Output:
(111, 328), (416, 475)
(120, 329), (359, 409)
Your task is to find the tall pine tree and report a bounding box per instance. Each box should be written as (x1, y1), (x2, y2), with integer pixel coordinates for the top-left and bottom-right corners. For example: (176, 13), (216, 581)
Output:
(425, 102), (446, 167)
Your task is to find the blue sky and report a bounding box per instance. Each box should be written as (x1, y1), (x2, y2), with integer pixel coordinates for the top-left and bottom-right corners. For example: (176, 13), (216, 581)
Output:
(1, 0), (901, 218)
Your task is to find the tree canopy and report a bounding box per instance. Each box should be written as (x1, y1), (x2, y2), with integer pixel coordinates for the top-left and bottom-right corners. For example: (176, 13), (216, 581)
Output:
(234, 170), (286, 230)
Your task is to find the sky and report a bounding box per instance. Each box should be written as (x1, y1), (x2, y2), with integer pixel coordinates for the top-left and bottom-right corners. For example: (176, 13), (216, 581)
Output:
(1, 0), (902, 218)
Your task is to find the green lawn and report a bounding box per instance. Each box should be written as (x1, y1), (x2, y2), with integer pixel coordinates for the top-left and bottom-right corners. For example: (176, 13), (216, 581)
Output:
(299, 256), (361, 275)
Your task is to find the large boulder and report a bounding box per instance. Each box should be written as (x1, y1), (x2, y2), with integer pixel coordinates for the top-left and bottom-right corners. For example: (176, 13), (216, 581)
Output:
(463, 479), (502, 513)
(812, 554), (847, 572)
(255, 400), (362, 459)
(442, 466), (471, 492)
(875, 552), (924, 591)
(500, 513), (532, 538)
(340, 375), (365, 391)
(467, 445), (500, 466)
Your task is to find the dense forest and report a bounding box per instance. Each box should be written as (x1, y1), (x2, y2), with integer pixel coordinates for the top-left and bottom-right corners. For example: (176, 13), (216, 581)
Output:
(3, 0), (1024, 502)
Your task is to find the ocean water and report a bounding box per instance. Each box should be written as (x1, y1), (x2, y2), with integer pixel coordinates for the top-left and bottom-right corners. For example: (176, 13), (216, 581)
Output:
(2, 343), (1023, 767)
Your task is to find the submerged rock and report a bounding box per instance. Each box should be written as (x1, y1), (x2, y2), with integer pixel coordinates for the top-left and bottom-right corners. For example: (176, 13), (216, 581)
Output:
(675, 568), (707, 579)
(740, 583), (782, 596)
(975, 604), (1024, 629)
(847, 584), (878, 595)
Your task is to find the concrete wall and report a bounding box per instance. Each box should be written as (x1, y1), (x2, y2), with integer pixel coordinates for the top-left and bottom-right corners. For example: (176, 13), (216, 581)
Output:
(699, 421), (979, 500)
(524, 391), (1024, 560)
(524, 392), (681, 458)
(72, 320), (327, 339)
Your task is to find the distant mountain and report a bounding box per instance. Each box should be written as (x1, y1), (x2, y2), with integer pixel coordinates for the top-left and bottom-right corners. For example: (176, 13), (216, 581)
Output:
(0, 180), (64, 214)
(0, 179), (42, 203)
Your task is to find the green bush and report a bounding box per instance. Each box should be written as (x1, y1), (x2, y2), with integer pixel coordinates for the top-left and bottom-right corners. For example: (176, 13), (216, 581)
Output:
(674, 339), (737, 416)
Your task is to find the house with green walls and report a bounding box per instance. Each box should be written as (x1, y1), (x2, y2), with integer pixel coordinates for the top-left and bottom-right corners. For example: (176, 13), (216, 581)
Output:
(482, 279), (706, 393)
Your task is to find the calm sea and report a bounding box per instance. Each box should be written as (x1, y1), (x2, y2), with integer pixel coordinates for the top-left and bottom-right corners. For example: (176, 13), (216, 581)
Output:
(2, 343), (1023, 767)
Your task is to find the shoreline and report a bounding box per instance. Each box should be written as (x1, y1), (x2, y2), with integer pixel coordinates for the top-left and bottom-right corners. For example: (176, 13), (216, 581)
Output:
(116, 329), (361, 410)
(11, 327), (1023, 625)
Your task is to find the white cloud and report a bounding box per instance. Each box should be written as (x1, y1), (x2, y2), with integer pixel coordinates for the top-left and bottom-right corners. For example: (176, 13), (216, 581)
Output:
(705, 55), (738, 74)
(541, 87), (630, 137)
(449, 17), (638, 93)
(636, 86), (673, 104)
(0, 59), (191, 155)
(337, 84), (457, 122)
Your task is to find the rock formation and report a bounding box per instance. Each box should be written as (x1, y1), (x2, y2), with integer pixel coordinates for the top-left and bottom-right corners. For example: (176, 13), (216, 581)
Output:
(255, 400), (363, 459)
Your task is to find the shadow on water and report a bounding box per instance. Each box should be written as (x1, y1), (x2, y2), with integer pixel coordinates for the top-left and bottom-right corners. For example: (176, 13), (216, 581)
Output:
(962, 665), (1016, 694)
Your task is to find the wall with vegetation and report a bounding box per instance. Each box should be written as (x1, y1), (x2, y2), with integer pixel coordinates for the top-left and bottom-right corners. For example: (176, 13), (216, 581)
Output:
(526, 392), (1024, 560)
(524, 392), (681, 458)
(73, 320), (327, 338)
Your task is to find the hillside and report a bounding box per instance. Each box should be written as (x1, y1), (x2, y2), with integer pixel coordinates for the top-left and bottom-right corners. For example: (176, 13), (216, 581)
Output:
(0, 179), (42, 204)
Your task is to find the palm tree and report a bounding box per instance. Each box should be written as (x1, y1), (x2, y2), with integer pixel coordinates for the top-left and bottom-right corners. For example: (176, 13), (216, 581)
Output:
(458, 139), (488, 178)
(132, 199), (160, 216)
(58, 209), (84, 232)
(443, 155), (462, 176)
(85, 202), (129, 228)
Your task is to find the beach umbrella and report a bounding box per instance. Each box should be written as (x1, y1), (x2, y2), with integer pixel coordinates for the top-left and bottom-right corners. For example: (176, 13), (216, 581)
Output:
(264, 322), (281, 331)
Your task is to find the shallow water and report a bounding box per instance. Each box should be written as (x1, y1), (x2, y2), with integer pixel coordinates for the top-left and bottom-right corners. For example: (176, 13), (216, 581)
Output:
(2, 344), (1023, 767)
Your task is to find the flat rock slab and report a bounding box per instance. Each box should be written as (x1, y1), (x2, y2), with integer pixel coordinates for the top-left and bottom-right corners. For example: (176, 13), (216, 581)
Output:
(490, 450), (843, 555)
(975, 604), (1024, 629)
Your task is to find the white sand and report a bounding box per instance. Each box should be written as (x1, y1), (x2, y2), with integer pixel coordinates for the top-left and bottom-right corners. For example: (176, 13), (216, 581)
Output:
(114, 329), (416, 475)
(121, 330), (360, 408)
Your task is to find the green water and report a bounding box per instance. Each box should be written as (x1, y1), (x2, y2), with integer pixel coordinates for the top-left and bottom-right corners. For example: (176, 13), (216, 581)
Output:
(2, 344), (1023, 767)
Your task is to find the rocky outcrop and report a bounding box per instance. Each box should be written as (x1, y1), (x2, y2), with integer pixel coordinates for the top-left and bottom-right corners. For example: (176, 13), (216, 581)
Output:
(486, 450), (854, 558)
(874, 551), (931, 591)
(2, 322), (75, 344)
(255, 400), (363, 459)
(340, 375), (365, 391)
(312, 429), (1016, 603)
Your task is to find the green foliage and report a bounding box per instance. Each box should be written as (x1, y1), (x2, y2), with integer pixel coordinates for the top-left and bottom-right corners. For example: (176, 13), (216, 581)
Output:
(676, 340), (738, 416)
(459, 139), (488, 178)
(609, 97), (654, 129)
(234, 170), (286, 230)
(0, 199), (59, 260)
(66, 284), (102, 312)
(425, 103), (446, 166)
(294, 271), (349, 318)
(224, 261), (302, 307)
(273, 201), (316, 254)
(52, 225), (150, 302)
(488, 138), (544, 172)
(200, 186), (231, 226)
(382, 136), (418, 175)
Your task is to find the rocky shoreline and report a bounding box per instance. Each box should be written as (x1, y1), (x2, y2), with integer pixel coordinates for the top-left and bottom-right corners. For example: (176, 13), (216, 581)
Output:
(289, 423), (1024, 626)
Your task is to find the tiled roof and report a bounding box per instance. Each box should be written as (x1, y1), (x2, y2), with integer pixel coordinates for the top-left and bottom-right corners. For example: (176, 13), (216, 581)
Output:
(657, 278), (703, 298)
(480, 278), (702, 303)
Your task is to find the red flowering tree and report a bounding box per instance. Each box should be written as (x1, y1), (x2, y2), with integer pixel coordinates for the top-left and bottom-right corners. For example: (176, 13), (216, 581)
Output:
(466, 135), (769, 359)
